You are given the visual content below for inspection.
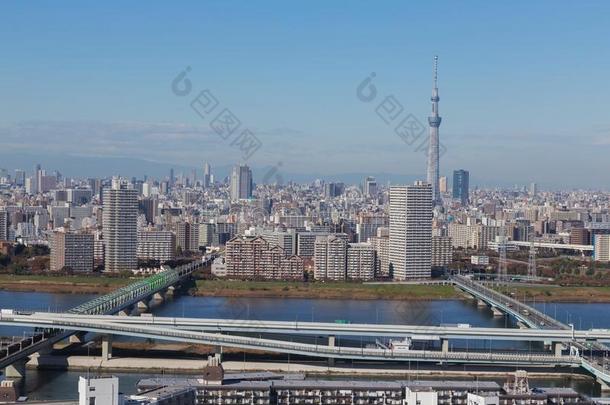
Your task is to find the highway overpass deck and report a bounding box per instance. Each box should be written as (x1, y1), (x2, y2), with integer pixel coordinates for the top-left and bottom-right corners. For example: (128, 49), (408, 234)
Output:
(6, 312), (610, 343)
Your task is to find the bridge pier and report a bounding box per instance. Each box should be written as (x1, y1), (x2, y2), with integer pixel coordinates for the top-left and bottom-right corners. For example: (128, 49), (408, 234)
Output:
(101, 334), (112, 360)
(4, 358), (27, 378)
(212, 345), (223, 362)
(517, 321), (528, 329)
(477, 299), (487, 308)
(490, 306), (503, 317)
(69, 331), (86, 344)
(441, 338), (449, 353)
(597, 378), (610, 394)
(166, 285), (175, 296)
(118, 308), (131, 316)
(152, 291), (164, 302)
(552, 342), (563, 357)
(328, 335), (336, 367)
(137, 300), (149, 311)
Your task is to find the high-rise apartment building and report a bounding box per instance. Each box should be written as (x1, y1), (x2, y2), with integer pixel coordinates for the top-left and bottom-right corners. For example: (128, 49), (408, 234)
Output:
(50, 230), (94, 272)
(346, 243), (375, 280)
(431, 235), (453, 268)
(175, 221), (200, 252)
(370, 227), (390, 278)
(137, 229), (175, 262)
(230, 165), (253, 201)
(0, 210), (8, 241)
(594, 235), (610, 262)
(139, 197), (158, 225)
(296, 231), (329, 259)
(389, 182), (433, 280)
(314, 234), (348, 280)
(356, 214), (389, 243)
(198, 223), (214, 247)
(261, 229), (297, 256)
(452, 169), (469, 205)
(448, 222), (500, 250)
(103, 178), (138, 272)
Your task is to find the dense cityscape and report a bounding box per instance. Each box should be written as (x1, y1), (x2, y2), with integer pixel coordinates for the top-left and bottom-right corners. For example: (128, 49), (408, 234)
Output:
(2, 1), (610, 404)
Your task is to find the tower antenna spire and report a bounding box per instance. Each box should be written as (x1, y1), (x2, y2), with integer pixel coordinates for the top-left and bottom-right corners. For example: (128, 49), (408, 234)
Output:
(427, 55), (442, 205)
(434, 55), (438, 88)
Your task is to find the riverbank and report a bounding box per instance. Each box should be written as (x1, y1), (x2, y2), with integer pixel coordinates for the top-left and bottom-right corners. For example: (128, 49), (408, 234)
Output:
(497, 285), (610, 303)
(193, 280), (458, 300)
(0, 274), (129, 294)
(2, 274), (610, 302)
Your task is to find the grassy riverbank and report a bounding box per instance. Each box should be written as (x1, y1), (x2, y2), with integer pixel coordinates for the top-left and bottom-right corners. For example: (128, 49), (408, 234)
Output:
(496, 285), (610, 303)
(2, 273), (610, 302)
(0, 274), (130, 294)
(193, 280), (459, 300)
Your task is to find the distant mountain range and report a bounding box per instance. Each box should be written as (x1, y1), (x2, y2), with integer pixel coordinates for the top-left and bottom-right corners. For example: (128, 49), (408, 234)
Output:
(0, 151), (548, 189)
(0, 152), (425, 185)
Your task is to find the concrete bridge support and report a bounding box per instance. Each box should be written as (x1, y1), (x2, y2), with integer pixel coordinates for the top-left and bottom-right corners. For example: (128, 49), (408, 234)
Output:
(166, 286), (175, 297)
(328, 335), (336, 367)
(137, 300), (149, 311)
(552, 342), (563, 357)
(118, 307), (131, 316)
(101, 334), (113, 360)
(69, 331), (86, 344)
(441, 338), (449, 353)
(477, 299), (487, 308)
(213, 345), (223, 362)
(4, 358), (27, 378)
(152, 291), (164, 302)
(490, 307), (503, 317)
(598, 378), (610, 395)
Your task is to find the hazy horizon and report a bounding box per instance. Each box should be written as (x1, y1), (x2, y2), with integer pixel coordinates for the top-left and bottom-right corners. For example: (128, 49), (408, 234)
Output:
(2, 1), (610, 188)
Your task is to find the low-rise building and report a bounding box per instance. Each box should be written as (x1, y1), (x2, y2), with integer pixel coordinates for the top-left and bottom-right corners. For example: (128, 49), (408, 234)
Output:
(471, 255), (490, 266)
(225, 236), (304, 280)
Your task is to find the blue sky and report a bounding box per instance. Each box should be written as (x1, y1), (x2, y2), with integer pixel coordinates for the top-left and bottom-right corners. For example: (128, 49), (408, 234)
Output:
(1, 1), (609, 187)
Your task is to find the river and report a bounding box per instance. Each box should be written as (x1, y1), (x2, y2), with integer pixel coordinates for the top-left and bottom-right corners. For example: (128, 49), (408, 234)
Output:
(1, 290), (609, 399)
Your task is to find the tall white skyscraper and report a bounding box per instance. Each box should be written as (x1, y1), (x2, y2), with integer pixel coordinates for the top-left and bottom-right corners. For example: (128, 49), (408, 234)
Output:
(103, 178), (138, 272)
(426, 56), (442, 205)
(230, 165), (253, 201)
(203, 162), (211, 188)
(389, 182), (433, 280)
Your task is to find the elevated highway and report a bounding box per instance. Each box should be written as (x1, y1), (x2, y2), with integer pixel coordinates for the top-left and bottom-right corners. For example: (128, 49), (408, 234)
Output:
(452, 274), (610, 389)
(12, 312), (610, 343)
(0, 311), (582, 367)
(0, 256), (213, 376)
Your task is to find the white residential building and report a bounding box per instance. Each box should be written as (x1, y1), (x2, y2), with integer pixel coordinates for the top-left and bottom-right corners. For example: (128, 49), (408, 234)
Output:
(347, 242), (375, 280)
(103, 178), (138, 272)
(389, 182), (432, 280)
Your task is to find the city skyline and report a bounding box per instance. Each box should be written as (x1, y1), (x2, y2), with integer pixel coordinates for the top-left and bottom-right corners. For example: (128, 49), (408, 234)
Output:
(1, 1), (610, 188)
(3, 2), (610, 401)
